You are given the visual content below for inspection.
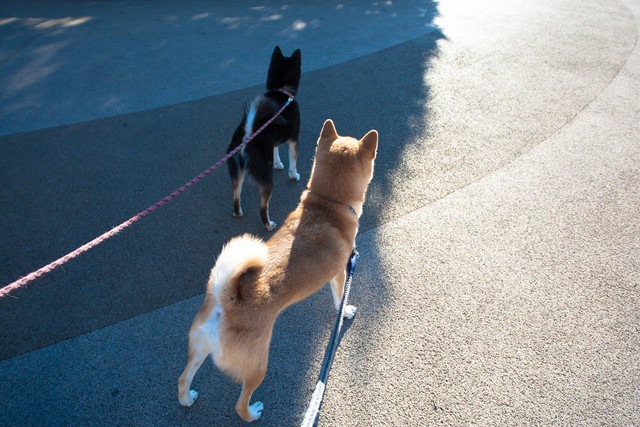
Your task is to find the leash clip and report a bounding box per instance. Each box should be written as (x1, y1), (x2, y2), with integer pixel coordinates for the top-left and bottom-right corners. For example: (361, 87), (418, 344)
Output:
(347, 249), (359, 275)
(278, 88), (295, 105)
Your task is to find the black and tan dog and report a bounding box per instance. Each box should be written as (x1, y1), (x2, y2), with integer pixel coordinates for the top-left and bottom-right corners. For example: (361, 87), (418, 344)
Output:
(226, 46), (302, 231)
(179, 120), (378, 422)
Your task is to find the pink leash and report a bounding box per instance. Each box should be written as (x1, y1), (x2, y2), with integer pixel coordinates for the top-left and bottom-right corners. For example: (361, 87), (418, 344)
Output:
(0, 89), (295, 299)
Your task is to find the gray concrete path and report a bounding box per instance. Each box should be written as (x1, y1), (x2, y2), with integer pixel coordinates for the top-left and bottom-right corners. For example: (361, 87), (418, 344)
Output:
(1, 0), (639, 425)
(0, 0), (439, 136)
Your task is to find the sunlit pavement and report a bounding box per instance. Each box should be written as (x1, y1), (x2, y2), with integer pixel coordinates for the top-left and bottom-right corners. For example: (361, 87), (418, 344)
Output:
(1, 1), (639, 425)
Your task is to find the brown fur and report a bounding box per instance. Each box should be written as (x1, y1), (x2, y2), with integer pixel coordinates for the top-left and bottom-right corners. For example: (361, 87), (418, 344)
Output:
(178, 119), (378, 422)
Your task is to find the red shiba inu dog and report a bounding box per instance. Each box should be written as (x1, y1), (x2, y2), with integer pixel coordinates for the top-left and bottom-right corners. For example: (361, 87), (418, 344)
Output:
(179, 119), (378, 422)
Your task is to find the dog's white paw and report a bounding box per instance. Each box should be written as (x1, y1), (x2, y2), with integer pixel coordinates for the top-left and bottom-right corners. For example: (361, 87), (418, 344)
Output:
(288, 169), (300, 181)
(179, 389), (198, 407)
(265, 221), (276, 232)
(274, 160), (284, 170)
(248, 401), (264, 421)
(233, 208), (243, 217)
(343, 304), (357, 319)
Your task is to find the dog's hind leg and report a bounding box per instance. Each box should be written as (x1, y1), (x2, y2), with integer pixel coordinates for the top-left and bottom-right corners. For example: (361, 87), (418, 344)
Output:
(178, 339), (209, 407)
(330, 268), (357, 319)
(179, 295), (220, 407)
(228, 154), (246, 217)
(235, 367), (267, 422)
(232, 166), (246, 218)
(287, 139), (300, 181)
(248, 150), (277, 231)
(228, 123), (247, 217)
(258, 183), (276, 231)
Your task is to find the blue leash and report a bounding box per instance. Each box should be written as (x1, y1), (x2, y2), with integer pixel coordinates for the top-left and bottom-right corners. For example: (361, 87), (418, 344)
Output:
(301, 249), (359, 427)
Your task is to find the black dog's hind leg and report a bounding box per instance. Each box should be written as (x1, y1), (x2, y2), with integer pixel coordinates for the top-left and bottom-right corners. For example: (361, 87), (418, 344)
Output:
(227, 127), (247, 218)
(229, 154), (246, 217)
(247, 150), (276, 231)
(259, 182), (275, 231)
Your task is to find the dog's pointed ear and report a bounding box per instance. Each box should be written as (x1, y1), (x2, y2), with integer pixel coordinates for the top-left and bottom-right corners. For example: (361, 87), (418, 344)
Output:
(272, 46), (283, 58)
(292, 49), (301, 63)
(359, 130), (378, 160)
(319, 119), (338, 144)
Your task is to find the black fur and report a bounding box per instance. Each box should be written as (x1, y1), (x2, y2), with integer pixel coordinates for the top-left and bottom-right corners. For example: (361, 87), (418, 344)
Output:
(226, 46), (301, 231)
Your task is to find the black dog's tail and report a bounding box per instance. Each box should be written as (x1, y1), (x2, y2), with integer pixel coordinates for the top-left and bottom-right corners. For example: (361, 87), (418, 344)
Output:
(249, 95), (288, 134)
(227, 94), (289, 158)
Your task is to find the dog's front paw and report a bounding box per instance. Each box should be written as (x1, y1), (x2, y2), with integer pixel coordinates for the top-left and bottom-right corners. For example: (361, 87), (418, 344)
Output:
(179, 389), (198, 407)
(274, 160), (284, 170)
(265, 221), (276, 232)
(233, 208), (244, 217)
(248, 401), (264, 421)
(343, 304), (357, 319)
(288, 169), (300, 181)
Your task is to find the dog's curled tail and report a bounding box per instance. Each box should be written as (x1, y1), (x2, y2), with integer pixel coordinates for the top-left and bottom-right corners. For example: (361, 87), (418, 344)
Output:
(207, 234), (268, 305)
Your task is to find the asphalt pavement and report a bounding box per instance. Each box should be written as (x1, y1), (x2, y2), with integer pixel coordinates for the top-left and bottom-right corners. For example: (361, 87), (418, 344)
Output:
(1, 0), (638, 425)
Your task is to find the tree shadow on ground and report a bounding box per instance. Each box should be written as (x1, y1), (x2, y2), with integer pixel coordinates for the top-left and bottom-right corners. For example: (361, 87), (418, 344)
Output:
(0, 2), (444, 425)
